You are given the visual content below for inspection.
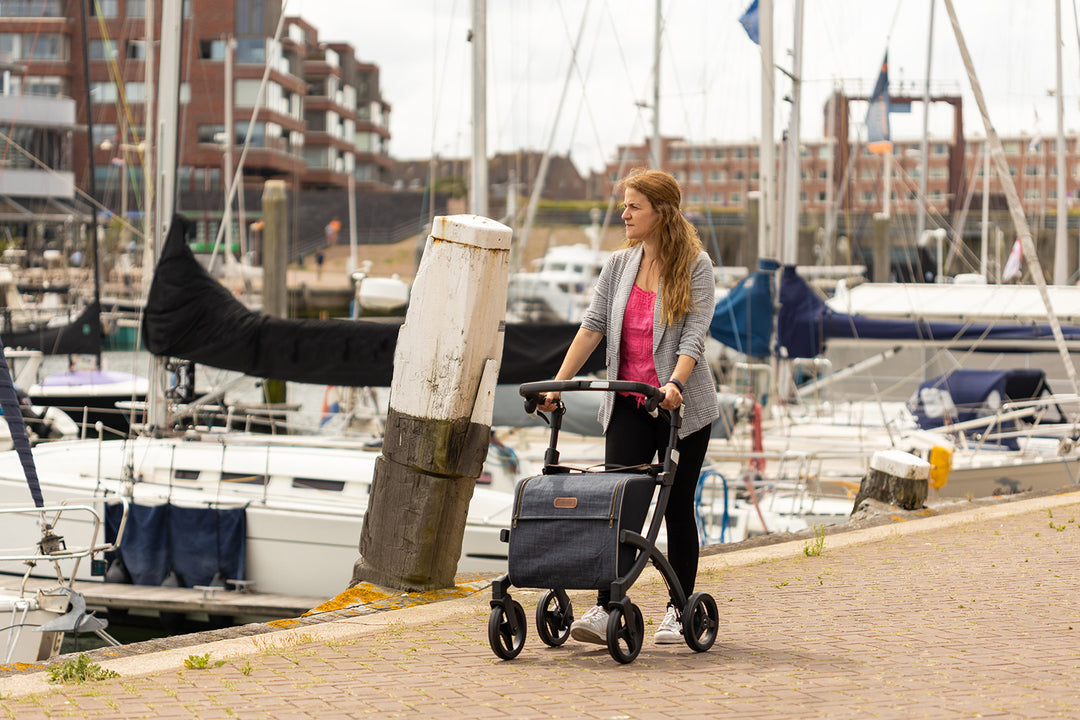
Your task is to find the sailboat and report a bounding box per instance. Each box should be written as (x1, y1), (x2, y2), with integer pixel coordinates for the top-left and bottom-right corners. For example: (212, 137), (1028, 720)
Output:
(706, 0), (1080, 511)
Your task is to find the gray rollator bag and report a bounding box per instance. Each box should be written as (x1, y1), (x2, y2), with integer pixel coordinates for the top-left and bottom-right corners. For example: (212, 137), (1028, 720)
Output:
(507, 470), (655, 590)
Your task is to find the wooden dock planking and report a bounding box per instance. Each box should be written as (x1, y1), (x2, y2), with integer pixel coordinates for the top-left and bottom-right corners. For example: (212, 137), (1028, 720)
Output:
(2, 577), (324, 619)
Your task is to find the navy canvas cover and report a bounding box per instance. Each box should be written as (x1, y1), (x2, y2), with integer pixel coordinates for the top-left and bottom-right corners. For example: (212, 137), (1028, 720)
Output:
(105, 502), (246, 587)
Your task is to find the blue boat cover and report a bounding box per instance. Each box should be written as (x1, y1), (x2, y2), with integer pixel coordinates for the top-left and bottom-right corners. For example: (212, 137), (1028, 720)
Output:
(908, 368), (1056, 450)
(709, 259), (777, 357)
(105, 502), (246, 587)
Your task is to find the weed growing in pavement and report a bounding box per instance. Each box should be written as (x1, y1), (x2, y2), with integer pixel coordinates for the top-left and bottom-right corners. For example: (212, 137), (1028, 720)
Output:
(240, 661), (253, 676)
(803, 525), (826, 557)
(1050, 521), (1067, 531)
(184, 653), (225, 670)
(46, 654), (119, 684)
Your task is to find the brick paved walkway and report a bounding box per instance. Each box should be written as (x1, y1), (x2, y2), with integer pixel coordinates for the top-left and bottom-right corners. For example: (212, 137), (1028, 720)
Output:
(2, 490), (1079, 719)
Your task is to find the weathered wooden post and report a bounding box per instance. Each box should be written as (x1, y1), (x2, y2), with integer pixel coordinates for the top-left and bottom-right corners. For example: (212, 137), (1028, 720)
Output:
(872, 212), (891, 283)
(351, 214), (511, 591)
(261, 180), (288, 405)
(851, 449), (929, 514)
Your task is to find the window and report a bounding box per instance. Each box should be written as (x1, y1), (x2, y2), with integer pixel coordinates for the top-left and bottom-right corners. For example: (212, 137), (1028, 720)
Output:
(92, 123), (116, 147)
(200, 39), (227, 60)
(174, 469), (200, 481)
(197, 124), (225, 144)
(91, 0), (119, 17)
(730, 192), (742, 204)
(733, 170), (744, 181)
(861, 191), (876, 203)
(235, 0), (266, 34)
(235, 37), (265, 64)
(221, 472), (268, 485)
(293, 478), (345, 492)
(126, 40), (147, 60)
(125, 81), (145, 102)
(712, 148), (725, 160)
(0, 32), (68, 61)
(127, 0), (145, 17)
(0, 1), (65, 18)
(1024, 165), (1041, 177)
(89, 39), (117, 60)
(670, 149), (685, 161)
(91, 82), (118, 103)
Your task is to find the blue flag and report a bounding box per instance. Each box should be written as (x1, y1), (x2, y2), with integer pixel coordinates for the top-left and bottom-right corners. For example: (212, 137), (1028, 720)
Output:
(866, 51), (892, 154)
(739, 0), (760, 45)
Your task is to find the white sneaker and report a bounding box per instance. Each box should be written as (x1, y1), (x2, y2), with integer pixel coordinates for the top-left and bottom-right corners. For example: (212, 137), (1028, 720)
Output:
(654, 605), (682, 644)
(570, 604), (609, 645)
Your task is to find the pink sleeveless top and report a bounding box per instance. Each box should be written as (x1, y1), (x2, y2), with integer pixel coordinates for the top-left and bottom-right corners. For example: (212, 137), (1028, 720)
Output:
(617, 284), (660, 404)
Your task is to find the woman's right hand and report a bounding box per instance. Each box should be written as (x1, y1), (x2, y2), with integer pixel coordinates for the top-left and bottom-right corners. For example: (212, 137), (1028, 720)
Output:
(536, 391), (561, 412)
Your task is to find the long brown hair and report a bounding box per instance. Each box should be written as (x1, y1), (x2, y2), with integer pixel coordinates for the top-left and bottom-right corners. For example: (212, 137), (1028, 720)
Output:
(618, 168), (704, 325)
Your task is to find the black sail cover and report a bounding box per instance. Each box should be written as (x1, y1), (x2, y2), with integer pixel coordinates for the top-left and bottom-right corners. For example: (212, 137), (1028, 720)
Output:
(142, 215), (603, 386)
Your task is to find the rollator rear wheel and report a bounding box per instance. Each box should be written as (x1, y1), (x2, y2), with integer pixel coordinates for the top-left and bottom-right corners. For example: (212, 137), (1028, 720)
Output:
(488, 600), (527, 660)
(683, 592), (718, 652)
(535, 589), (573, 647)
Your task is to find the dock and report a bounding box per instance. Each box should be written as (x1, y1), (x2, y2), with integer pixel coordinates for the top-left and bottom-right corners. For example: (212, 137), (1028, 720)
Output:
(3, 577), (324, 621)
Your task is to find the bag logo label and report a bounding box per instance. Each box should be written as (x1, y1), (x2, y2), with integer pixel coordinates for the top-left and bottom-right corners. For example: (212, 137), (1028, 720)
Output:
(553, 496), (578, 509)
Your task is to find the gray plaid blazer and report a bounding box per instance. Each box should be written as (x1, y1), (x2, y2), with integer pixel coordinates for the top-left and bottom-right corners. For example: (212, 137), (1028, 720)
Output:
(581, 246), (719, 438)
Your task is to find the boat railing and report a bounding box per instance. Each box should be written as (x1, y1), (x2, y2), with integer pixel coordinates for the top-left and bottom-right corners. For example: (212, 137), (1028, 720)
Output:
(0, 497), (129, 580)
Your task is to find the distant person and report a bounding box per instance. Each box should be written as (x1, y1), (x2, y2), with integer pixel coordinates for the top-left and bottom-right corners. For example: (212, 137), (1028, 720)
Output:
(325, 218), (341, 246)
(315, 251), (325, 280)
(537, 168), (719, 646)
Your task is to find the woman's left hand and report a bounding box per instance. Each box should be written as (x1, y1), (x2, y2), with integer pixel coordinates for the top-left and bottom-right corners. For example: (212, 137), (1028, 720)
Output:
(659, 382), (683, 411)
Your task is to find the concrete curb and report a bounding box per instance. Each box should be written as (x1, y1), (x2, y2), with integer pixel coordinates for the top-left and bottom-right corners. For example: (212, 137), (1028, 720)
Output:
(3, 487), (1078, 699)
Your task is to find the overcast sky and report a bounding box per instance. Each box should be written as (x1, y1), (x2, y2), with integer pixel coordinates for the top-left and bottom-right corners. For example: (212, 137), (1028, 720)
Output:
(289, 0), (1080, 175)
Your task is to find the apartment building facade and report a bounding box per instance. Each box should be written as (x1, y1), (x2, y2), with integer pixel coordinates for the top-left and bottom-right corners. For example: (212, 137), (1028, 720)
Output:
(0, 0), (391, 249)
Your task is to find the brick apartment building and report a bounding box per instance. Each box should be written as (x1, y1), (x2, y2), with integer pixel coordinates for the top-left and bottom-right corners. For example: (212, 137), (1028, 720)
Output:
(0, 0), (393, 251)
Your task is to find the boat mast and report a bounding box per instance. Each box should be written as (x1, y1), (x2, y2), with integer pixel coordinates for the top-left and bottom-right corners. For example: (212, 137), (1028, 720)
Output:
(758, 0), (775, 261)
(942, 0), (1080, 396)
(469, 0), (488, 217)
(147, 0), (183, 433)
(1054, 0), (1067, 284)
(780, 0), (803, 266)
(649, 0), (661, 169)
(916, 0), (935, 249)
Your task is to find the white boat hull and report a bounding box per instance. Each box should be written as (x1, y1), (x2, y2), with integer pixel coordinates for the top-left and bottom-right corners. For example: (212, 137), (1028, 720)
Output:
(0, 434), (515, 601)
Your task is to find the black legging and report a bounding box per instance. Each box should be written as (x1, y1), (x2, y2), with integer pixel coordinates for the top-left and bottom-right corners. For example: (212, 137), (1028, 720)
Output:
(598, 392), (711, 608)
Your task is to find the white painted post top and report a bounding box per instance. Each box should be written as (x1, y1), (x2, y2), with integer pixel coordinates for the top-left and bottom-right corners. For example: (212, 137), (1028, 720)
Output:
(431, 215), (511, 250)
(869, 449), (931, 480)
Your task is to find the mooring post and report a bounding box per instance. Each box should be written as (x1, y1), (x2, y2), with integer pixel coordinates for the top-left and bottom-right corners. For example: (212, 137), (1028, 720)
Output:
(261, 180), (288, 405)
(851, 449), (929, 514)
(351, 214), (512, 591)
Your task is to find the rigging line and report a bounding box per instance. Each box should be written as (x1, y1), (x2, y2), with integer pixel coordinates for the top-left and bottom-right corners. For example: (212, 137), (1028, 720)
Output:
(94, 13), (149, 216)
(662, 16), (722, 261)
(429, 0), (462, 156)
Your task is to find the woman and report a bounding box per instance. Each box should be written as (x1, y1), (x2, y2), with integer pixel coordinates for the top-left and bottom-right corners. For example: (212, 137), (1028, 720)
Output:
(537, 168), (719, 645)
